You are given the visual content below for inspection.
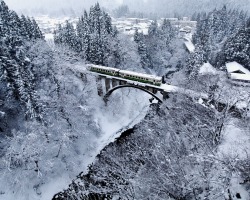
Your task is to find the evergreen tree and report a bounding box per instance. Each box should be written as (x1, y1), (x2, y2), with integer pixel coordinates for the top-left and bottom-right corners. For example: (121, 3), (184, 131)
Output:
(54, 2), (117, 65)
(186, 46), (206, 78)
(161, 19), (175, 43)
(54, 24), (63, 45)
(193, 6), (248, 66)
(134, 31), (150, 68)
(19, 15), (30, 39)
(32, 18), (43, 39)
(0, 0), (44, 120)
(222, 21), (250, 69)
(133, 28), (140, 43)
(148, 20), (158, 37)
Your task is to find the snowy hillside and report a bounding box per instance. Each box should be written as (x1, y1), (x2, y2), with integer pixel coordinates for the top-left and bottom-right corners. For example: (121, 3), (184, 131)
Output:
(0, 53), (153, 199)
(1, 1), (250, 200)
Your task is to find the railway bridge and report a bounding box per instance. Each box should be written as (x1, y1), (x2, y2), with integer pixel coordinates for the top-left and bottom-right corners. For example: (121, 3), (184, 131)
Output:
(94, 74), (171, 103)
(71, 65), (245, 118)
(93, 73), (244, 117)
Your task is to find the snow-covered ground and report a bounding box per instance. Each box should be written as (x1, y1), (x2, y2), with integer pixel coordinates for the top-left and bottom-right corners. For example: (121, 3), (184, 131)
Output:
(0, 62), (152, 200)
(218, 121), (250, 200)
(38, 101), (149, 200)
(219, 123), (250, 160)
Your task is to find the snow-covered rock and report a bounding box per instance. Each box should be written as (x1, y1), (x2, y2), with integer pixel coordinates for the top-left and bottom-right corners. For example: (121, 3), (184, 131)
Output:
(199, 62), (218, 75)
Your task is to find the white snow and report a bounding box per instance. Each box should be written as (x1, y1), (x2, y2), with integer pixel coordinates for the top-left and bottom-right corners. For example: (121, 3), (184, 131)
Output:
(93, 102), (149, 149)
(218, 124), (250, 159)
(160, 83), (178, 92)
(228, 174), (250, 200)
(39, 175), (72, 200)
(0, 111), (5, 117)
(217, 122), (250, 200)
(184, 38), (195, 53)
(44, 33), (54, 41)
(0, 62), (153, 200)
(199, 62), (218, 75)
(24, 57), (31, 63)
(70, 64), (87, 73)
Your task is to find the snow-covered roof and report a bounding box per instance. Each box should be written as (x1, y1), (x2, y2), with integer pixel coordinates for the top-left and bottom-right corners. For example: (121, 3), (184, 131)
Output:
(226, 62), (250, 74)
(199, 62), (218, 75)
(184, 38), (195, 53)
(230, 73), (250, 82)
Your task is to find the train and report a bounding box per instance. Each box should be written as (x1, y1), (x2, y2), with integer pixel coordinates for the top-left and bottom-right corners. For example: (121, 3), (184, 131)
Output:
(87, 64), (162, 86)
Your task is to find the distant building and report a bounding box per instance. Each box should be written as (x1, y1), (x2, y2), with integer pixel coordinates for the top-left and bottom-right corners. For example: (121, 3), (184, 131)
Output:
(226, 62), (250, 83)
(182, 17), (190, 21)
(162, 17), (178, 21)
(112, 18), (151, 36)
(170, 20), (197, 29)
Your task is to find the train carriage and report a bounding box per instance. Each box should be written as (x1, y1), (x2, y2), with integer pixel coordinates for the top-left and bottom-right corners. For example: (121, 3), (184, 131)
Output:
(119, 70), (161, 86)
(88, 64), (162, 86)
(89, 64), (119, 76)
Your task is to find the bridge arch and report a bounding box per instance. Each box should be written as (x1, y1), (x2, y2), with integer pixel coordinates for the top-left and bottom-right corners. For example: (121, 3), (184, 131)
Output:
(104, 84), (163, 103)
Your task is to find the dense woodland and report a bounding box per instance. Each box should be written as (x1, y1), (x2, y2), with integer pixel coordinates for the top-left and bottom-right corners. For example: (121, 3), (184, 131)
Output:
(54, 3), (185, 75)
(0, 0), (250, 199)
(0, 0), (44, 132)
(192, 6), (250, 69)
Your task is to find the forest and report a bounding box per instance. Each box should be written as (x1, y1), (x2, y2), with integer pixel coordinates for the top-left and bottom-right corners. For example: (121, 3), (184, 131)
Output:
(0, 0), (250, 199)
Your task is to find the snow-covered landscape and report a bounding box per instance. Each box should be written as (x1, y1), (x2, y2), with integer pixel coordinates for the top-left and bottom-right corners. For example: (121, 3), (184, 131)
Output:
(1, 0), (250, 199)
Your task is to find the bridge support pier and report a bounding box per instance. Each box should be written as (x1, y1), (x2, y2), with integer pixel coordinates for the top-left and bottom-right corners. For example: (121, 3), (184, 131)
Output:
(119, 80), (127, 85)
(153, 88), (158, 94)
(105, 78), (111, 92)
(147, 87), (154, 93)
(97, 76), (103, 96)
(112, 79), (118, 88)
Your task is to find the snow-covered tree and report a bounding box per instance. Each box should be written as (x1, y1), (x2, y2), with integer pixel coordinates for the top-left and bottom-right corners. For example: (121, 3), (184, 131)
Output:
(193, 6), (248, 66)
(186, 46), (206, 79)
(222, 20), (250, 69)
(55, 3), (117, 66)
